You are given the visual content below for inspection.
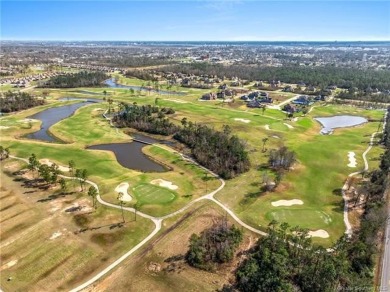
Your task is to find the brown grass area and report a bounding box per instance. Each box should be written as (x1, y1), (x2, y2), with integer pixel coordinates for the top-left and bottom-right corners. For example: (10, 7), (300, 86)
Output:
(90, 202), (258, 292)
(0, 159), (154, 292)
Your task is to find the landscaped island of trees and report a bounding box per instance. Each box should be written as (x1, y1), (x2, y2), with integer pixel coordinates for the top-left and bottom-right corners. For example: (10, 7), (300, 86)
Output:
(112, 103), (250, 179)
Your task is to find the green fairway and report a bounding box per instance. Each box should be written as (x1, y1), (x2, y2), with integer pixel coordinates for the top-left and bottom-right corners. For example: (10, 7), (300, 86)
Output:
(1, 78), (386, 246)
(133, 183), (176, 205)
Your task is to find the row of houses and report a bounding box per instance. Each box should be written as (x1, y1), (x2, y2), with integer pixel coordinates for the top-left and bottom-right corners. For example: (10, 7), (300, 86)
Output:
(0, 72), (64, 87)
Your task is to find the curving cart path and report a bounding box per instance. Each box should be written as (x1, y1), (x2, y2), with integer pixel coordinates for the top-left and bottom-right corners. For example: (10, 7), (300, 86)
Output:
(5, 111), (385, 291)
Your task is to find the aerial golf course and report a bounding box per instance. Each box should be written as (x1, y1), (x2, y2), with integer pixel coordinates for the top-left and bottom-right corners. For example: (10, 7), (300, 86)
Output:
(0, 76), (386, 291)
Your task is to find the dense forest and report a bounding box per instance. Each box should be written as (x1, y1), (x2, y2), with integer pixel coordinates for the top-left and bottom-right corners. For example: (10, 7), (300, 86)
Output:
(234, 223), (349, 291)
(39, 71), (109, 88)
(186, 222), (242, 271)
(107, 56), (173, 68)
(336, 91), (390, 103)
(162, 63), (390, 91)
(0, 91), (45, 113)
(112, 104), (250, 179)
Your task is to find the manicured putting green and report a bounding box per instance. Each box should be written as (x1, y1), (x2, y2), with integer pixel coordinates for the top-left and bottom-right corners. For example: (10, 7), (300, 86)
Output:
(266, 209), (333, 229)
(133, 183), (176, 205)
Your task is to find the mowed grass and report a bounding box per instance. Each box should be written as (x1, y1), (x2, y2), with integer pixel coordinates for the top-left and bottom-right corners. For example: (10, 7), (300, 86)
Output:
(1, 82), (386, 247)
(133, 183), (176, 205)
(0, 160), (154, 292)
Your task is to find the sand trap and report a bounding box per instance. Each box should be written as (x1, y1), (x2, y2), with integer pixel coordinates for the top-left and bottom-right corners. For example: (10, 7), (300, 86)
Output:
(292, 117), (298, 122)
(163, 99), (187, 104)
(308, 230), (329, 238)
(151, 179), (178, 190)
(0, 126), (10, 129)
(347, 151), (357, 168)
(19, 118), (38, 123)
(264, 124), (270, 130)
(92, 108), (105, 111)
(115, 182), (132, 202)
(1, 259), (17, 270)
(234, 118), (250, 123)
(50, 231), (62, 240)
(271, 199), (304, 207)
(283, 123), (294, 129)
(39, 159), (70, 172)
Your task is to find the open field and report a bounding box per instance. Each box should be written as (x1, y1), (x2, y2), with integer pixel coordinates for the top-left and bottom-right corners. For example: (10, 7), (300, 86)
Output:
(88, 202), (258, 292)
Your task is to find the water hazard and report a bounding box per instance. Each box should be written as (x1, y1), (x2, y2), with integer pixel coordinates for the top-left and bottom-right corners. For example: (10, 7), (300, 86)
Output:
(315, 115), (367, 134)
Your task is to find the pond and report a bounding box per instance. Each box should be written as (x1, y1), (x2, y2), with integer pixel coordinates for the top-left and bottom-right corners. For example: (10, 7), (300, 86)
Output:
(25, 100), (100, 142)
(315, 115), (367, 134)
(86, 134), (167, 172)
(105, 78), (185, 96)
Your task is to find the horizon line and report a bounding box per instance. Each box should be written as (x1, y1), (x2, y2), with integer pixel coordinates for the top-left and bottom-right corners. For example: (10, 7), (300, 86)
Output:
(2, 39), (390, 42)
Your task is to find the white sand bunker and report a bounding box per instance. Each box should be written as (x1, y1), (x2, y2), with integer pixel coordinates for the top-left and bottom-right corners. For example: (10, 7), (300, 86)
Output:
(115, 182), (132, 202)
(234, 118), (250, 123)
(50, 231), (62, 240)
(93, 108), (104, 112)
(308, 230), (329, 238)
(1, 259), (17, 271)
(0, 126), (10, 129)
(283, 123), (294, 129)
(264, 124), (270, 130)
(19, 118), (38, 123)
(39, 159), (70, 172)
(272, 199), (303, 207)
(163, 99), (187, 104)
(151, 179), (178, 190)
(347, 151), (357, 168)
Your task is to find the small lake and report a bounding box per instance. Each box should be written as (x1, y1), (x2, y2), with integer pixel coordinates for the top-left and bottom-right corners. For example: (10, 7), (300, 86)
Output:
(105, 79), (185, 96)
(315, 115), (367, 134)
(25, 101), (100, 142)
(86, 134), (167, 172)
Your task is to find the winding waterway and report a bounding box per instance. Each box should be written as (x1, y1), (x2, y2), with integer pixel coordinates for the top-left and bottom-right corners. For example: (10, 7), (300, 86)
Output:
(25, 101), (96, 142)
(24, 99), (167, 172)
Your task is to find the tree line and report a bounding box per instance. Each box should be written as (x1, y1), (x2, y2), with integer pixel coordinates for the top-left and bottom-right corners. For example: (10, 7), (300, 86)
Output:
(0, 91), (45, 113)
(161, 63), (390, 91)
(112, 104), (250, 179)
(38, 71), (109, 88)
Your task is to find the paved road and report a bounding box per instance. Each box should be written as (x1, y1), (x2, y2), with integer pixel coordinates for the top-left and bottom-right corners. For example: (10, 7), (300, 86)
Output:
(380, 111), (389, 292)
(381, 212), (390, 291)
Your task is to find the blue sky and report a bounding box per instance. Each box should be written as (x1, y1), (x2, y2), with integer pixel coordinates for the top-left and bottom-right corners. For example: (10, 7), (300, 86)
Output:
(1, 1), (389, 41)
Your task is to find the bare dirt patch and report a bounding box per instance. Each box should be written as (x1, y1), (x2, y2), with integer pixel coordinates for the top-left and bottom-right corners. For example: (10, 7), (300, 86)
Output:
(39, 159), (70, 172)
